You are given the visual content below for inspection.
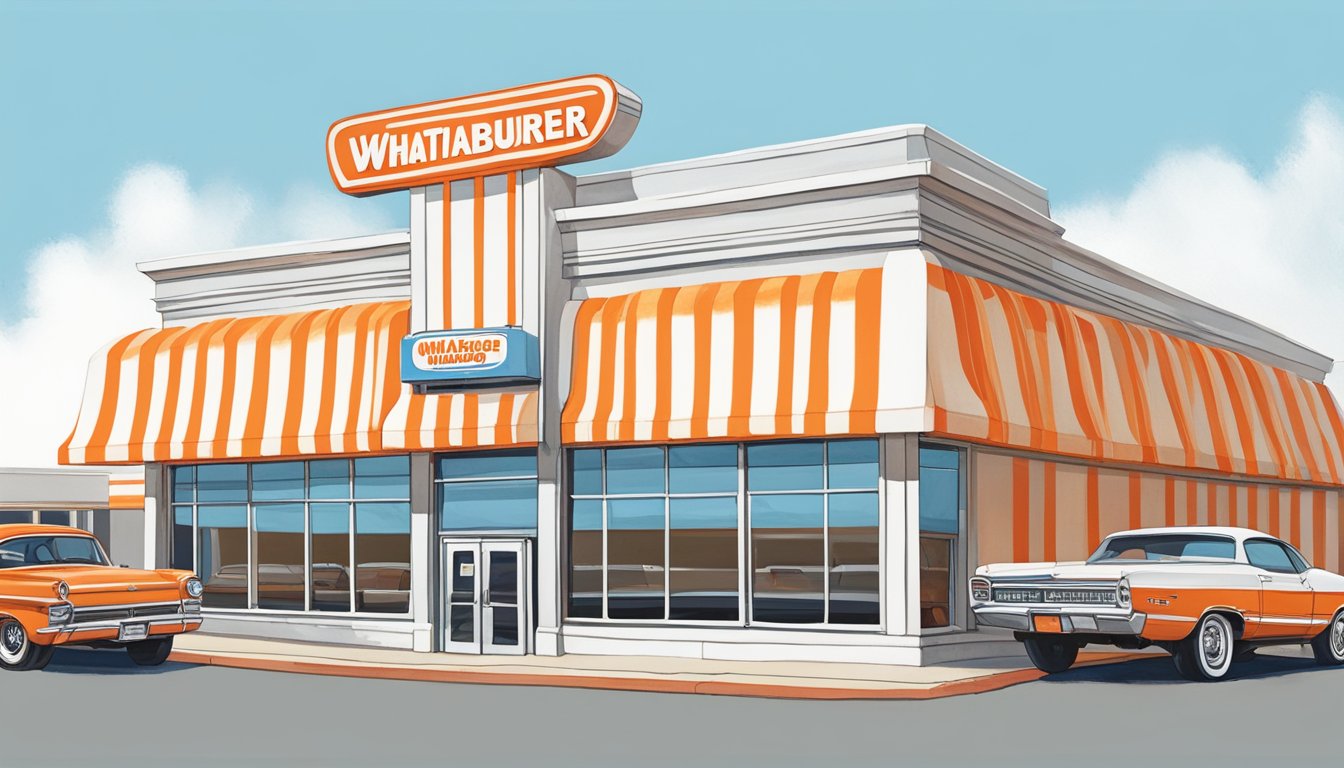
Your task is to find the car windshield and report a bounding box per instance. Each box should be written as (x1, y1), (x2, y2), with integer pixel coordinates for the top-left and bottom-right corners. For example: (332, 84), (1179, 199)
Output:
(0, 535), (108, 568)
(1087, 533), (1236, 563)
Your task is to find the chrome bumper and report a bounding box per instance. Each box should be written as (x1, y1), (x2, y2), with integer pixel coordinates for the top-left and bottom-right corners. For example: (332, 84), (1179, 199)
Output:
(973, 605), (1146, 634)
(39, 601), (203, 638)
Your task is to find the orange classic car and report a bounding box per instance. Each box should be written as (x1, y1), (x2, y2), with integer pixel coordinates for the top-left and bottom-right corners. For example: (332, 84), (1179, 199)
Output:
(0, 524), (202, 671)
(971, 526), (1344, 681)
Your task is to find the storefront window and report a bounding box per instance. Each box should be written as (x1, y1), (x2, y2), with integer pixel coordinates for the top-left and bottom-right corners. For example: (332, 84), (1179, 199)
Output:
(170, 458), (412, 614)
(919, 444), (962, 629)
(567, 439), (879, 627)
(436, 449), (538, 532)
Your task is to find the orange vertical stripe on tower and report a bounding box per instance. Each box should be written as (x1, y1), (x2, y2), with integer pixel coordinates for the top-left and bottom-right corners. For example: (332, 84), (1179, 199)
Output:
(473, 177), (486, 329)
(506, 171), (518, 327)
(1313, 490), (1327, 566)
(1269, 488), (1281, 537)
(1289, 488), (1302, 548)
(1206, 483), (1217, 526)
(1012, 458), (1030, 562)
(1186, 479), (1198, 526)
(1247, 484), (1259, 531)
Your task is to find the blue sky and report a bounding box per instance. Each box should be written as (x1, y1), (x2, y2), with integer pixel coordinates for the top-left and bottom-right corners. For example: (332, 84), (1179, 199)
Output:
(2, 0), (1342, 318)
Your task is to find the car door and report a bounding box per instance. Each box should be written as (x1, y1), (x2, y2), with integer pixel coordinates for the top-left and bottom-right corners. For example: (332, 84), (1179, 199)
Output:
(1244, 538), (1315, 639)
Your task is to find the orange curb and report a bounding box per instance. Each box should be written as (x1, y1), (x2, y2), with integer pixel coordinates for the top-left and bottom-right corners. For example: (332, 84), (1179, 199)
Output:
(165, 649), (1151, 701)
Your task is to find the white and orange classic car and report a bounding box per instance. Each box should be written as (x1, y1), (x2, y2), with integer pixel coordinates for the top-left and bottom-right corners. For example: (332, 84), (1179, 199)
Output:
(0, 524), (203, 671)
(971, 526), (1344, 681)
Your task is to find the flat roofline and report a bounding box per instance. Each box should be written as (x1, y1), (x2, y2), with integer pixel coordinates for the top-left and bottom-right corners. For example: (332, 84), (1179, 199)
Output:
(137, 230), (411, 275)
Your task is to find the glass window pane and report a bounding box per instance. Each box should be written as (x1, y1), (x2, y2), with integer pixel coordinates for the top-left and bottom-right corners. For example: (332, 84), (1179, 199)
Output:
(669, 444), (738, 494)
(1246, 540), (1296, 574)
(669, 497), (738, 621)
(919, 465), (960, 534)
(39, 510), (71, 526)
(747, 442), (823, 491)
(197, 505), (248, 608)
(254, 503), (304, 610)
(309, 460), (350, 500)
(920, 536), (953, 628)
(252, 461), (305, 501)
(439, 479), (538, 531)
(568, 499), (603, 618)
(354, 502), (410, 613)
(606, 498), (665, 619)
(171, 466), (195, 503)
(354, 456), (410, 500)
(438, 449), (536, 480)
(0, 511), (31, 524)
(571, 449), (603, 496)
(750, 493), (823, 623)
(828, 439), (879, 490)
(829, 492), (880, 624)
(606, 447), (665, 495)
(171, 505), (193, 571)
(919, 445), (960, 470)
(197, 464), (247, 503)
(310, 503), (351, 612)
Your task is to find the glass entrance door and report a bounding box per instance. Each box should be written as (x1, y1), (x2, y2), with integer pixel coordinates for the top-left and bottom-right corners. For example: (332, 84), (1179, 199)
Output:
(440, 538), (530, 655)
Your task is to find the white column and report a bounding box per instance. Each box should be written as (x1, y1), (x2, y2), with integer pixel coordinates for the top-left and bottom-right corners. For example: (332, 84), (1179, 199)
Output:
(882, 433), (919, 636)
(409, 453), (433, 652)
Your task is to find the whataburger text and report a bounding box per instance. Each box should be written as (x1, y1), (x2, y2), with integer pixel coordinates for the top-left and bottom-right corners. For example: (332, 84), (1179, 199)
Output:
(327, 74), (642, 195)
(415, 335), (506, 369)
(348, 105), (592, 174)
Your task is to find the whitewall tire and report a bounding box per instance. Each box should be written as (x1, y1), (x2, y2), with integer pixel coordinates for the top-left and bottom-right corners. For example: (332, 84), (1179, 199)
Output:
(1311, 610), (1344, 666)
(0, 618), (52, 672)
(1175, 613), (1235, 681)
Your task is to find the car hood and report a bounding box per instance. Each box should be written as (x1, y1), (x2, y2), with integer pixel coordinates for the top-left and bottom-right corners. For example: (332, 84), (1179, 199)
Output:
(2, 565), (187, 599)
(977, 561), (1133, 581)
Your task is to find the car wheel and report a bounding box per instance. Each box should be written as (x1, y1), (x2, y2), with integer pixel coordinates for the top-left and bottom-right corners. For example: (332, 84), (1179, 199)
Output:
(126, 636), (174, 666)
(1023, 635), (1079, 673)
(0, 618), (52, 671)
(1310, 610), (1344, 666)
(1174, 612), (1235, 681)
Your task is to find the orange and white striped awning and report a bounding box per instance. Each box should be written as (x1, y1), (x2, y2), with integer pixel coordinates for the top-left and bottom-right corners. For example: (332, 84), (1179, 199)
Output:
(381, 389), (539, 451)
(928, 263), (1344, 486)
(562, 267), (917, 444)
(60, 301), (537, 465)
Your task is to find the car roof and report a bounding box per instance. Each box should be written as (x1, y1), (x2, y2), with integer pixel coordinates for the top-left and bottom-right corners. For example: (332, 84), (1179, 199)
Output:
(1102, 526), (1276, 543)
(0, 524), (97, 540)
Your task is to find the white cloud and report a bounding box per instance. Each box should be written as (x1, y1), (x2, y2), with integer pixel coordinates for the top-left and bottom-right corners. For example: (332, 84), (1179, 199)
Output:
(0, 164), (396, 467)
(1058, 96), (1344, 398)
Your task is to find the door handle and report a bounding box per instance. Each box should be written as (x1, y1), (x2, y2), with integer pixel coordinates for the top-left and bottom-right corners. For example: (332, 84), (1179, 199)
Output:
(482, 588), (490, 606)
(1258, 574), (1273, 582)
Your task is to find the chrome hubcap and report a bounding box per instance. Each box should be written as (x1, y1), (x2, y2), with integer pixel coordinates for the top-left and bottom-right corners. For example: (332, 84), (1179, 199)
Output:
(1, 623), (23, 654)
(1331, 618), (1344, 658)
(1202, 619), (1227, 668)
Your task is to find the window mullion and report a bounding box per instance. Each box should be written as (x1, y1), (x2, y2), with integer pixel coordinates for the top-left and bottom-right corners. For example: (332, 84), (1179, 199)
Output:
(663, 446), (670, 621)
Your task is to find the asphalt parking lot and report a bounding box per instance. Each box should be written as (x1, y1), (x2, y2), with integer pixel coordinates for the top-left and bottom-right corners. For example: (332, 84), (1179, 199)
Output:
(3, 645), (1338, 767)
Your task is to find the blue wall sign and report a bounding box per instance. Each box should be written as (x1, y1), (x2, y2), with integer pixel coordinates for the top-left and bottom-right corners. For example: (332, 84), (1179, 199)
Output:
(401, 327), (539, 386)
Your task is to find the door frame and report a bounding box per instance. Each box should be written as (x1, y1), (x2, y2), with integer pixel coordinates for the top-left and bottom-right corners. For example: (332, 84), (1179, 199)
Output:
(438, 537), (533, 655)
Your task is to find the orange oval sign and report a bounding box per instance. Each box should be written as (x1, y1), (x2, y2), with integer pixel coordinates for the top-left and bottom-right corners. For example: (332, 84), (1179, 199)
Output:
(327, 74), (641, 196)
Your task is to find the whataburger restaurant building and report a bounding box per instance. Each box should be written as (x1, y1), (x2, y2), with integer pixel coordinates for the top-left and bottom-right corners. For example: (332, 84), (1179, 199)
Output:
(59, 75), (1344, 665)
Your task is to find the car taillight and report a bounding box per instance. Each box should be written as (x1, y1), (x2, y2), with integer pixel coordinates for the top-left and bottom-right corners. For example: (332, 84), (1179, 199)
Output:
(970, 577), (992, 602)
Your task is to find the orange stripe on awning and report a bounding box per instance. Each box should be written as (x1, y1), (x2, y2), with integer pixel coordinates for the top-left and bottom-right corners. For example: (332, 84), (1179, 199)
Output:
(928, 263), (1344, 486)
(60, 301), (538, 465)
(561, 267), (891, 445)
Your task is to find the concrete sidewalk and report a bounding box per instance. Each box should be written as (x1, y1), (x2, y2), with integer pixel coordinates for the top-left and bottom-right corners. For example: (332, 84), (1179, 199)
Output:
(169, 633), (1149, 700)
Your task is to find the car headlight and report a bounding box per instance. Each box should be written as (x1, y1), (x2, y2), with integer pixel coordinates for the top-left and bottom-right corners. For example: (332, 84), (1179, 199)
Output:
(970, 577), (992, 602)
(185, 578), (204, 598)
(48, 603), (72, 625)
(1117, 579), (1132, 609)
(54, 581), (69, 600)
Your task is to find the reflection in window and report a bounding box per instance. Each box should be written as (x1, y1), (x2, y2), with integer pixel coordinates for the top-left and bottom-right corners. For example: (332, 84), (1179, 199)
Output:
(568, 439), (880, 627)
(354, 502), (411, 614)
(310, 503), (350, 612)
(255, 503), (304, 610)
(919, 444), (961, 629)
(198, 505), (247, 608)
(607, 498), (665, 619)
(171, 459), (410, 614)
(436, 449), (538, 531)
(670, 497), (738, 620)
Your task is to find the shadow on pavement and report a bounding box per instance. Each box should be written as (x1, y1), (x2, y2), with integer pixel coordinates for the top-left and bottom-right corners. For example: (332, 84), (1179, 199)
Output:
(42, 647), (197, 676)
(1043, 650), (1343, 685)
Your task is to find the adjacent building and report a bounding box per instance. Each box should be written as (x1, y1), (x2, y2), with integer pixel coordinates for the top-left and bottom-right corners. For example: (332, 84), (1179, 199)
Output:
(59, 78), (1344, 665)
